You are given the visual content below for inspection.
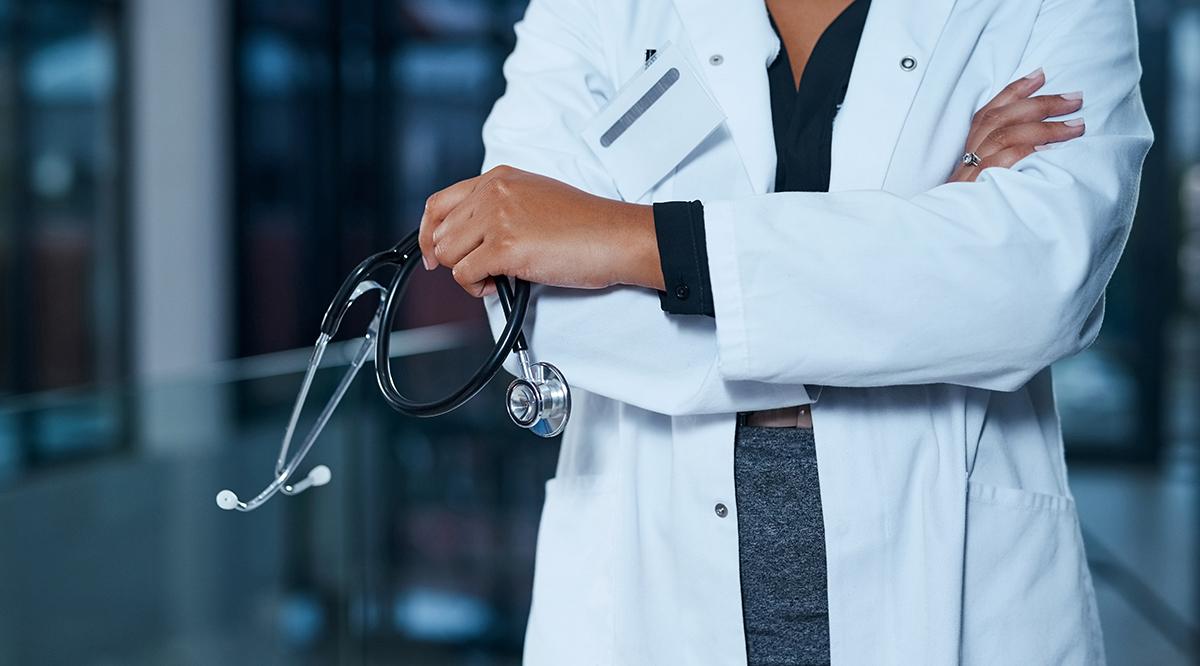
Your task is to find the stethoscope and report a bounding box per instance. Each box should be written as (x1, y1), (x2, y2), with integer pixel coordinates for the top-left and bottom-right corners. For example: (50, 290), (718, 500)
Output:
(215, 228), (571, 512)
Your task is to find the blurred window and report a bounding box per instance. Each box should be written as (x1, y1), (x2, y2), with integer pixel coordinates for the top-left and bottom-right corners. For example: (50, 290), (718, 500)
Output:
(233, 0), (527, 358)
(0, 1), (127, 473)
(0, 0), (125, 395)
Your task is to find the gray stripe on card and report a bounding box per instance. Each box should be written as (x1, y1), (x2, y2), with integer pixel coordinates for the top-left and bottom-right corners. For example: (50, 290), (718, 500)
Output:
(600, 67), (680, 148)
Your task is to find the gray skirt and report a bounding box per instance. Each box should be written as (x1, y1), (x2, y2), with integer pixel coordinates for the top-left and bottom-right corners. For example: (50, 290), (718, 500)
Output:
(734, 425), (830, 665)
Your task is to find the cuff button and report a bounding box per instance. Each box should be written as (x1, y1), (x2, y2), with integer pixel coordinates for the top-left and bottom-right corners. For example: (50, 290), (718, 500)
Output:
(674, 284), (690, 300)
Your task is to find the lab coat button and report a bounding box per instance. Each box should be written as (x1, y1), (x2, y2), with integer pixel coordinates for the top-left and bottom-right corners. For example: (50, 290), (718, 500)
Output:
(674, 284), (690, 300)
(708, 54), (724, 66)
(900, 56), (918, 71)
(714, 503), (728, 518)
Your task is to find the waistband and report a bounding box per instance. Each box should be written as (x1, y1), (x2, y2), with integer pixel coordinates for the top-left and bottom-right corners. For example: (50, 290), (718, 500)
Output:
(737, 404), (812, 428)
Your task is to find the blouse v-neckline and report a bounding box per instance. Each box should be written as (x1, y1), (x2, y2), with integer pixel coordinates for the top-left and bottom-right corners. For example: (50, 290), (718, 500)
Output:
(766, 0), (872, 193)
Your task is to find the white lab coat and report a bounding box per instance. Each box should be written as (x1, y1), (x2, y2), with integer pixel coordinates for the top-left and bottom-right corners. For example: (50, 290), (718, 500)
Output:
(480, 0), (1152, 663)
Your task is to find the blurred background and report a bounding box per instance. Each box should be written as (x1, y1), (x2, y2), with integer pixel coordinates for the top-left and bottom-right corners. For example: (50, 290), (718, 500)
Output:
(0, 0), (1195, 664)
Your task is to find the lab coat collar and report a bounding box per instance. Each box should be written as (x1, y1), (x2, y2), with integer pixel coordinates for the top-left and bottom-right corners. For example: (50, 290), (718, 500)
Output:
(670, 0), (959, 194)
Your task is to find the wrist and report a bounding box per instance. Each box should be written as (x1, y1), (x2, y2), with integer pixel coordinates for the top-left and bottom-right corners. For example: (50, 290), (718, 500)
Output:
(605, 201), (663, 290)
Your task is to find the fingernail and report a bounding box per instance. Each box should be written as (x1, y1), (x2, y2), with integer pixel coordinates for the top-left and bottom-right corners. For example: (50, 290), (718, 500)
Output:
(1064, 118), (1085, 128)
(423, 253), (435, 270)
(1061, 91), (1083, 101)
(1034, 144), (1051, 151)
(1023, 67), (1044, 80)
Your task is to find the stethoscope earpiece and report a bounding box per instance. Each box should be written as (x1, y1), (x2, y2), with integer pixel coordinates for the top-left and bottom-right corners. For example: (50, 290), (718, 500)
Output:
(215, 489), (240, 511)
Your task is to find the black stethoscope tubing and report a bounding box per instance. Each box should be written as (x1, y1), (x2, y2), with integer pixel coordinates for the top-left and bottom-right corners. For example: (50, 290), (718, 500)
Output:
(319, 228), (531, 417)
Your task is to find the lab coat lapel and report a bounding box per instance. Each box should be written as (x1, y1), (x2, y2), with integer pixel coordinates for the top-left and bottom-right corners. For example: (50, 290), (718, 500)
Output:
(830, 0), (959, 191)
(670, 0), (780, 195)
(673, 0), (960, 195)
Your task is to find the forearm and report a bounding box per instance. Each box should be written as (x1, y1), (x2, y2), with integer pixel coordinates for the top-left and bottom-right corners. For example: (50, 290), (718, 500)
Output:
(703, 149), (1146, 392)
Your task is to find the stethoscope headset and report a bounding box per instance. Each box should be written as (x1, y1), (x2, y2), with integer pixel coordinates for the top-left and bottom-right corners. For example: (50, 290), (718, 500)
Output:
(216, 228), (571, 512)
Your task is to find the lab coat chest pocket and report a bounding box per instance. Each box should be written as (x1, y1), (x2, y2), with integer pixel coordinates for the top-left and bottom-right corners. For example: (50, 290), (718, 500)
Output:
(581, 44), (725, 202)
(523, 475), (616, 665)
(961, 483), (1104, 665)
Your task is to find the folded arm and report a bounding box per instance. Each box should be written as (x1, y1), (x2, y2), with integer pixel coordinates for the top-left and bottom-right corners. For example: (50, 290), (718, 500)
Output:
(703, 0), (1151, 391)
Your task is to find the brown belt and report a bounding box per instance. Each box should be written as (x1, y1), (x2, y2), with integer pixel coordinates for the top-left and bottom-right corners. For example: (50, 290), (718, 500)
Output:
(738, 405), (813, 428)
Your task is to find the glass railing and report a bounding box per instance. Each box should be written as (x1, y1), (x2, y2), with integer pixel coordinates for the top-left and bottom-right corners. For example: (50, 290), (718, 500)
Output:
(0, 324), (558, 665)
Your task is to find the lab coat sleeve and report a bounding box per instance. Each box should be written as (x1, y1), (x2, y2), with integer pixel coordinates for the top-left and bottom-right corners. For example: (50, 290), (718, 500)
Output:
(477, 0), (814, 415)
(704, 0), (1154, 392)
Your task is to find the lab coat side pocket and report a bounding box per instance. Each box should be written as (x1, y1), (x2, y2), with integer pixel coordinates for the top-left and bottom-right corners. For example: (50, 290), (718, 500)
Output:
(961, 482), (1105, 666)
(523, 475), (616, 666)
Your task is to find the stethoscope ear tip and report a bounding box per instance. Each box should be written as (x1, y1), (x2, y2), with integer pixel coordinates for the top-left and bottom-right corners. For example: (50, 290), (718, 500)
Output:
(216, 490), (240, 511)
(309, 465), (332, 487)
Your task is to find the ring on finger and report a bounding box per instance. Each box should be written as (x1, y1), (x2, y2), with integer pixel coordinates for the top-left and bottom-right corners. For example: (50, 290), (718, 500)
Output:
(961, 152), (982, 168)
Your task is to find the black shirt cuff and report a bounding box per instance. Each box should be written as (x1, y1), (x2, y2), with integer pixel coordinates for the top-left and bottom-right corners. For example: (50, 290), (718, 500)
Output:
(653, 200), (714, 317)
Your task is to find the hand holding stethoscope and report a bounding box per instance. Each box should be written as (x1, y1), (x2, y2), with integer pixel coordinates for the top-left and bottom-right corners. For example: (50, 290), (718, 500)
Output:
(219, 164), (691, 512)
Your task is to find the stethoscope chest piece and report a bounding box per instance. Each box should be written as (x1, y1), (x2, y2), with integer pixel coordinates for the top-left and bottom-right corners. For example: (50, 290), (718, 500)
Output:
(506, 360), (570, 438)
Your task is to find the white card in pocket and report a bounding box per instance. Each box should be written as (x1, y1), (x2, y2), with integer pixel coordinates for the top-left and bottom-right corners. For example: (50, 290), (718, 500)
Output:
(582, 43), (726, 202)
